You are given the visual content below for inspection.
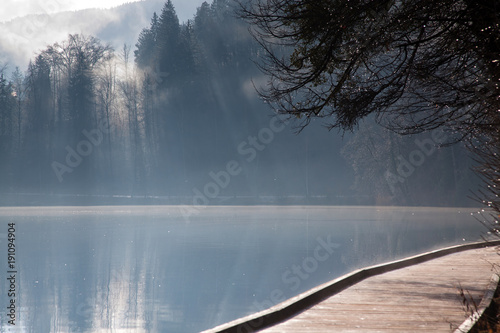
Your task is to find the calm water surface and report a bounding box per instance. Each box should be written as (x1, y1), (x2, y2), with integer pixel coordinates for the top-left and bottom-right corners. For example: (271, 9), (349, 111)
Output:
(0, 205), (488, 332)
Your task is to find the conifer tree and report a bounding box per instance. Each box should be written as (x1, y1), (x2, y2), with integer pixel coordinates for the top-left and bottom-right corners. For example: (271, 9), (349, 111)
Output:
(135, 12), (159, 69)
(157, 0), (181, 80)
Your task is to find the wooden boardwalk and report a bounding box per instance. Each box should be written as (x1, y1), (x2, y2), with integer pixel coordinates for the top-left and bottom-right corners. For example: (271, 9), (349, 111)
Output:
(204, 242), (500, 333)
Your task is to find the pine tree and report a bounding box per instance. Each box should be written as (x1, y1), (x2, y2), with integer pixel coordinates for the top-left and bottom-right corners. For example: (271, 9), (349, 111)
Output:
(0, 70), (16, 150)
(178, 20), (197, 77)
(157, 0), (181, 80)
(0, 69), (17, 188)
(10, 67), (24, 151)
(23, 56), (54, 190)
(135, 12), (159, 69)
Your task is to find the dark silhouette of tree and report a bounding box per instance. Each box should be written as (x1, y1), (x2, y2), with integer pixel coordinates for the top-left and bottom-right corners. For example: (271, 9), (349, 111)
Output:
(135, 12), (159, 69)
(195, 0), (254, 71)
(157, 0), (182, 82)
(178, 20), (197, 76)
(194, 1), (220, 69)
(10, 67), (24, 151)
(24, 55), (54, 190)
(40, 34), (113, 139)
(135, 1), (196, 84)
(0, 67), (17, 190)
(31, 34), (115, 190)
(240, 0), (499, 138)
(0, 70), (16, 147)
(96, 53), (117, 179)
(64, 34), (113, 131)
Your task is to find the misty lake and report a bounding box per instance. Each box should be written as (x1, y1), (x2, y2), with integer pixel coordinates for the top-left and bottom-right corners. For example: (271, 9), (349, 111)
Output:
(0, 205), (489, 332)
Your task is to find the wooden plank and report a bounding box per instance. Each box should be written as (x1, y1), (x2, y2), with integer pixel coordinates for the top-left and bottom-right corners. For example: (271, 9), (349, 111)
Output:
(260, 246), (500, 332)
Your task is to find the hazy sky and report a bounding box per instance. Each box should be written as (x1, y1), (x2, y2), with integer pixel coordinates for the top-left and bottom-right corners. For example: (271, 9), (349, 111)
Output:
(0, 0), (208, 69)
(1, 0), (206, 23)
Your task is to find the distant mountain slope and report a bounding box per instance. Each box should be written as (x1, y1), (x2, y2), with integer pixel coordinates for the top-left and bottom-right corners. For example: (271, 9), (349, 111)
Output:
(0, 0), (166, 69)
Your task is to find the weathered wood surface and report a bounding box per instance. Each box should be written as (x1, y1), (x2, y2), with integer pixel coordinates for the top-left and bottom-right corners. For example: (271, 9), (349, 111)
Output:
(260, 246), (500, 333)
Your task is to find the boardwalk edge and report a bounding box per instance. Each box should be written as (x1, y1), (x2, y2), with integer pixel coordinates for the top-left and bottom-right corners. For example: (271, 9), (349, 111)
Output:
(202, 240), (500, 333)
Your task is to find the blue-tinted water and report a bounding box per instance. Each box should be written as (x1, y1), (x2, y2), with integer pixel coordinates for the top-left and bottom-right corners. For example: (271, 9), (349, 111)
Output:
(0, 206), (488, 332)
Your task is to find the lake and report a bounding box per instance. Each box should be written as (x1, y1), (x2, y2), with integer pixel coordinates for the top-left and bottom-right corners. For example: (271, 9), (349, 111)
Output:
(0, 205), (489, 332)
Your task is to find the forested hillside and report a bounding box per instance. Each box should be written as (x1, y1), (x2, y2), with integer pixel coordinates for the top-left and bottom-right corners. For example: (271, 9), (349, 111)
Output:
(0, 0), (479, 206)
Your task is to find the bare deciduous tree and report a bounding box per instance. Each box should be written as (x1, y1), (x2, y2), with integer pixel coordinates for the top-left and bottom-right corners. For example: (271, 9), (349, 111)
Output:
(240, 0), (499, 138)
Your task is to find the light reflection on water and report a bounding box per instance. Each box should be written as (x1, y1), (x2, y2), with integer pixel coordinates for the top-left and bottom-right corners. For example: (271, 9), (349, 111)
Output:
(0, 206), (488, 332)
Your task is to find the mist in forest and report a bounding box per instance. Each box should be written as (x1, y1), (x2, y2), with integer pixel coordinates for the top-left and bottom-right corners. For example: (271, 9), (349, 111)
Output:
(0, 0), (480, 207)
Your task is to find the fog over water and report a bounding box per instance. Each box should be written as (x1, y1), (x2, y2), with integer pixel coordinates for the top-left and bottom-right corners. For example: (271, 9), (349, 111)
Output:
(0, 206), (487, 332)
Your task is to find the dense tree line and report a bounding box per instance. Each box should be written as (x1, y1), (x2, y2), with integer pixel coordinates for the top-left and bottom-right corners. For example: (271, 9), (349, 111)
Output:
(0, 0), (481, 206)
